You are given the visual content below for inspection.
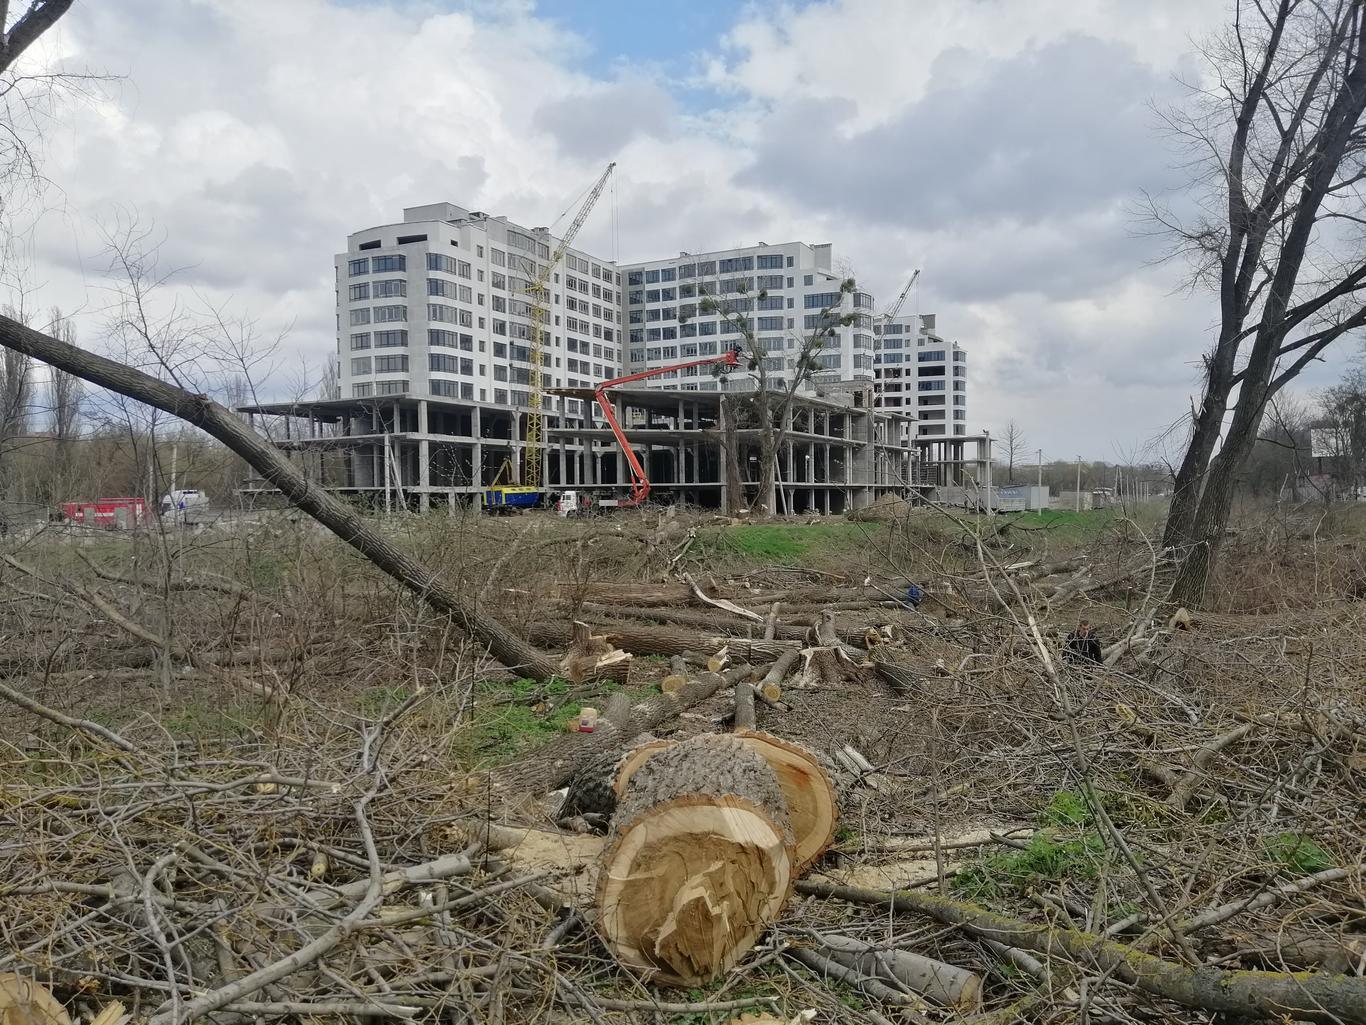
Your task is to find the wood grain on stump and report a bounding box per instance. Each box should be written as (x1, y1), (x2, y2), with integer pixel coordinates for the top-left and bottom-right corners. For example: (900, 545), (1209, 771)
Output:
(596, 734), (794, 986)
(734, 730), (839, 872)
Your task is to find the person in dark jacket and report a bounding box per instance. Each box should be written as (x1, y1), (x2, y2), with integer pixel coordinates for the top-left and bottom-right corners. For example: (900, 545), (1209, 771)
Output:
(1064, 619), (1102, 664)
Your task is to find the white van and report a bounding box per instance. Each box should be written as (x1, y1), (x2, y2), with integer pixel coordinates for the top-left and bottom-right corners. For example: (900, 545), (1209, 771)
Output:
(160, 489), (210, 523)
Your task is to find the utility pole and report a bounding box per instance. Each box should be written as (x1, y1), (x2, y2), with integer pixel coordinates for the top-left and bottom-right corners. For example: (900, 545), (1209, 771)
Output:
(1075, 457), (1082, 513)
(983, 430), (993, 518)
(1036, 448), (1042, 488)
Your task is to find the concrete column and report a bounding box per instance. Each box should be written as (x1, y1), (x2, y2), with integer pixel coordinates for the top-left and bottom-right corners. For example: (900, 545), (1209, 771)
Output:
(419, 438), (430, 513)
(418, 399), (429, 435)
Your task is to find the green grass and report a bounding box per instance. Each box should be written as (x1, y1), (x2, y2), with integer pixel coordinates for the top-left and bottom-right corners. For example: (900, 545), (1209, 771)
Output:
(954, 789), (1109, 900)
(953, 830), (1106, 900)
(1264, 832), (1334, 874)
(459, 677), (657, 764)
(697, 522), (883, 565)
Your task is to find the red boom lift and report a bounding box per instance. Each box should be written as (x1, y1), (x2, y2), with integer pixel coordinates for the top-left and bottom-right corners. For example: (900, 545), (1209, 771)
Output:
(592, 345), (743, 507)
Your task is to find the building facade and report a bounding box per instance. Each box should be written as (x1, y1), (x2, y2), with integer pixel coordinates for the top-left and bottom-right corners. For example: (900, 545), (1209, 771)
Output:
(873, 313), (968, 436)
(336, 203), (622, 418)
(619, 243), (877, 392)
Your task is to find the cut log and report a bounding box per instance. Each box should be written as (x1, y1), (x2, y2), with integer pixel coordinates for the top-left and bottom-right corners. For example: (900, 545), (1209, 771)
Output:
(596, 734), (795, 987)
(560, 621), (633, 684)
(813, 933), (983, 1009)
(733, 680), (757, 731)
(660, 655), (689, 694)
(526, 620), (799, 663)
(734, 730), (839, 873)
(611, 738), (678, 796)
(707, 645), (731, 673)
(560, 736), (675, 821)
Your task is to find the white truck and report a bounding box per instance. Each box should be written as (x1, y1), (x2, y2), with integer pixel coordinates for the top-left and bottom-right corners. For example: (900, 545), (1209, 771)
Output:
(160, 489), (211, 524)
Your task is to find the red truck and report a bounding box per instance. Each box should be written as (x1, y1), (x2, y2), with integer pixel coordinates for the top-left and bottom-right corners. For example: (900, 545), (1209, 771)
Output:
(59, 497), (148, 528)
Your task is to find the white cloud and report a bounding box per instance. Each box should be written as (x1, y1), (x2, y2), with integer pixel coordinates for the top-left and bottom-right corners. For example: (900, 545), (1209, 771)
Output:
(12, 0), (1314, 457)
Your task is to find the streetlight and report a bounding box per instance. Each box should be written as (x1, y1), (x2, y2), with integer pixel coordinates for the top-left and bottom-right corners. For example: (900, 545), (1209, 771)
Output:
(1075, 456), (1083, 513)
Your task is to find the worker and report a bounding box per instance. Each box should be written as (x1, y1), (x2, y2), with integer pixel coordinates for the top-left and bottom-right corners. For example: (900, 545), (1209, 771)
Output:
(903, 584), (924, 608)
(1064, 619), (1103, 664)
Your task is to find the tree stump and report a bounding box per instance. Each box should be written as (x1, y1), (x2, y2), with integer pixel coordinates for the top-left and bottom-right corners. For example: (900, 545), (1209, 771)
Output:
(595, 734), (794, 986)
(734, 731), (839, 872)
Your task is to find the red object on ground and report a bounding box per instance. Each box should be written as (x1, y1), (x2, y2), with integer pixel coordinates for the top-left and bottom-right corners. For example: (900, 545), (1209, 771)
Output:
(60, 497), (148, 528)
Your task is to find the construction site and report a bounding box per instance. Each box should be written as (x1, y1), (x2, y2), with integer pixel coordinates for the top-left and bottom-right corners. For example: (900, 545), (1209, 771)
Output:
(6, 2), (1366, 1021)
(238, 384), (990, 515)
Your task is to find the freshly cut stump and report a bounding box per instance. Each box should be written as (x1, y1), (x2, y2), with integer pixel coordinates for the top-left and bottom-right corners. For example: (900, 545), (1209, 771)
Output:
(734, 730), (839, 873)
(596, 734), (794, 986)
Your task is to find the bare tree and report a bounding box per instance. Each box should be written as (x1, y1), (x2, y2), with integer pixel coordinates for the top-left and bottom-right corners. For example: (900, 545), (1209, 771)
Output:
(1153, 0), (1366, 605)
(692, 277), (856, 514)
(1002, 420), (1027, 482)
(1315, 367), (1366, 496)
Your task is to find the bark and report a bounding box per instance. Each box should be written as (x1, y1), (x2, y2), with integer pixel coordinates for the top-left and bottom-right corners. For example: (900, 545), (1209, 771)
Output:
(0, 315), (560, 679)
(796, 879), (1366, 1023)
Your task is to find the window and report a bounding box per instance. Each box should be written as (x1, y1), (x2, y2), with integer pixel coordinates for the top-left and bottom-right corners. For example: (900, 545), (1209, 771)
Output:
(374, 354), (409, 373)
(757, 316), (783, 331)
(697, 260), (716, 275)
(719, 256), (753, 272)
(373, 305), (407, 322)
(350, 332), (371, 350)
(429, 329), (458, 348)
(494, 365), (508, 382)
(348, 258), (369, 276)
(349, 283), (370, 301)
(428, 303), (472, 326)
(659, 267), (676, 282)
(757, 275), (784, 290)
(374, 330), (408, 347)
(918, 380), (946, 392)
(358, 240), (381, 252)
(371, 255), (405, 273)
(803, 274), (813, 286)
(376, 380), (408, 395)
(349, 308), (371, 326)
(494, 388), (508, 404)
(645, 269), (660, 283)
(374, 279), (406, 298)
(757, 254), (783, 269)
(396, 233), (427, 245)
(350, 357), (371, 375)
(490, 248), (506, 267)
(805, 292), (842, 309)
(428, 353), (473, 375)
(352, 383), (373, 397)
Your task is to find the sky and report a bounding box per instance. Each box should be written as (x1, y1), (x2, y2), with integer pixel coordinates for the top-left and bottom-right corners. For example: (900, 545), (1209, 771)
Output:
(10, 0), (1363, 460)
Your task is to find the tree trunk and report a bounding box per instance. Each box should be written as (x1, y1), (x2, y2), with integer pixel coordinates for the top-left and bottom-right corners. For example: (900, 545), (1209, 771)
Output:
(526, 620), (799, 662)
(720, 395), (744, 515)
(0, 315), (560, 679)
(1164, 382), (1232, 550)
(596, 733), (794, 987)
(1171, 376), (1273, 606)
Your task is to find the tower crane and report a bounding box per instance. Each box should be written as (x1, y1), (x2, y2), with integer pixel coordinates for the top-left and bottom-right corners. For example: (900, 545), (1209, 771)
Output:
(521, 162), (615, 494)
(881, 267), (920, 326)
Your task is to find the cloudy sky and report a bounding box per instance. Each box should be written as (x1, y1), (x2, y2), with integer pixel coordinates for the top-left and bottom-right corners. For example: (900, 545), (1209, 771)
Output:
(14, 0), (1362, 458)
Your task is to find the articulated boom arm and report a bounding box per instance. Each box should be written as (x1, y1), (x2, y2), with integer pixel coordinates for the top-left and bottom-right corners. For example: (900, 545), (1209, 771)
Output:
(594, 347), (742, 507)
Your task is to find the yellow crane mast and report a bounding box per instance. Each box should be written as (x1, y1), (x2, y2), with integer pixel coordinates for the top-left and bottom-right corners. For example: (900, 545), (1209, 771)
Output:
(522, 161), (616, 493)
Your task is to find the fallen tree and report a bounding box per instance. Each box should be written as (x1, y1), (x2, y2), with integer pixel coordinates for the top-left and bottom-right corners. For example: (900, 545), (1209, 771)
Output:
(0, 315), (560, 680)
